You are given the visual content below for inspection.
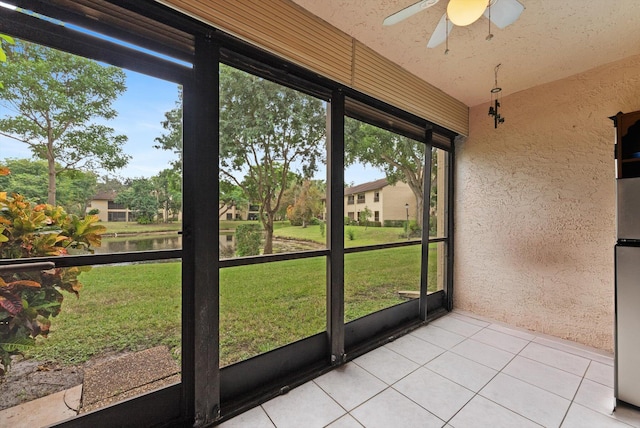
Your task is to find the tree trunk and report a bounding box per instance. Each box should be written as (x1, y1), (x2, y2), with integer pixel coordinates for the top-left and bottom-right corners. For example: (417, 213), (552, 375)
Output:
(263, 214), (274, 254)
(406, 183), (423, 228)
(46, 146), (56, 206)
(416, 194), (423, 231)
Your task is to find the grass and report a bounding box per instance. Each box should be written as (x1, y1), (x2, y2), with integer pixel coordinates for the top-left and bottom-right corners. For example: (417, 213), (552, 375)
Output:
(26, 224), (441, 368)
(273, 223), (411, 247)
(27, 262), (182, 365)
(102, 220), (406, 248)
(102, 221), (182, 235)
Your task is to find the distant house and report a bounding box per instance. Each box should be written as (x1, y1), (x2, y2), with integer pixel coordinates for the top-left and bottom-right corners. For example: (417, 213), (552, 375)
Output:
(344, 178), (415, 224)
(219, 203), (243, 220)
(87, 191), (131, 222)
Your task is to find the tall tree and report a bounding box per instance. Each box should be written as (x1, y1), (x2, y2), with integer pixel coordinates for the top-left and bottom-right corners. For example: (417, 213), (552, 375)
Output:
(115, 178), (159, 224)
(95, 175), (127, 196)
(154, 86), (183, 174)
(0, 39), (130, 205)
(0, 158), (96, 215)
(219, 65), (326, 253)
(345, 118), (426, 227)
(152, 168), (182, 222)
(286, 180), (324, 227)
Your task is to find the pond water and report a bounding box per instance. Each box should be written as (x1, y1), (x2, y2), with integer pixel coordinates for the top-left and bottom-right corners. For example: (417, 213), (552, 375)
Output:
(95, 233), (321, 257)
(95, 234), (183, 254)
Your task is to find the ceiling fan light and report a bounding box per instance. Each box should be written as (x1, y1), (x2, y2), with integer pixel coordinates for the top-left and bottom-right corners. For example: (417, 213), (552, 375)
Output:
(447, 0), (487, 26)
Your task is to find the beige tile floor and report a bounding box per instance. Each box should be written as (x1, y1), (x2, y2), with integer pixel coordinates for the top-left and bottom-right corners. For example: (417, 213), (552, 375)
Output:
(3, 310), (640, 427)
(220, 311), (640, 428)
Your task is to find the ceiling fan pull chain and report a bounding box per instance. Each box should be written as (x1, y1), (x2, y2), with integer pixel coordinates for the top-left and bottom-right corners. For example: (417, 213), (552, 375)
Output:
(444, 13), (450, 54)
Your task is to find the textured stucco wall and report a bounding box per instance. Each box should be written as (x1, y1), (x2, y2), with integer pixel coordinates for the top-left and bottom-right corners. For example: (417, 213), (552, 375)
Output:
(455, 54), (640, 351)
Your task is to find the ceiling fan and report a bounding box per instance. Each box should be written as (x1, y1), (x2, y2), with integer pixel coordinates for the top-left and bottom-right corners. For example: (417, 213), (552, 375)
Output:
(383, 0), (525, 49)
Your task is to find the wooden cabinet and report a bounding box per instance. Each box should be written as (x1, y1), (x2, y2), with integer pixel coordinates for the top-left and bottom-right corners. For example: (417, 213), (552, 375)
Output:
(616, 110), (640, 178)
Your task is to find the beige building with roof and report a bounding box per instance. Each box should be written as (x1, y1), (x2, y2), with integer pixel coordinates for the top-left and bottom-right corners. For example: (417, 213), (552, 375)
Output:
(344, 178), (415, 225)
(87, 191), (132, 223)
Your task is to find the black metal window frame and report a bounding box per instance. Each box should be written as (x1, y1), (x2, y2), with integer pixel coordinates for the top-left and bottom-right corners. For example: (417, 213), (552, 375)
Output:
(0, 1), (457, 426)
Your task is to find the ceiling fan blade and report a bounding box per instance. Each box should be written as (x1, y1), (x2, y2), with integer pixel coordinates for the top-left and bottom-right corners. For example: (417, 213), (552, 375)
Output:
(483, 0), (524, 29)
(383, 0), (441, 26)
(427, 13), (454, 48)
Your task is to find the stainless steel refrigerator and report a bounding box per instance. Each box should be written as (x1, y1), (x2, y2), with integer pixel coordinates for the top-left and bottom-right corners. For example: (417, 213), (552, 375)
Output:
(616, 176), (640, 408)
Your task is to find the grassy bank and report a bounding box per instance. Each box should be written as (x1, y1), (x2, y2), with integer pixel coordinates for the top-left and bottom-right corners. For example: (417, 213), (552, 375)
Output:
(28, 244), (439, 367)
(102, 221), (183, 235)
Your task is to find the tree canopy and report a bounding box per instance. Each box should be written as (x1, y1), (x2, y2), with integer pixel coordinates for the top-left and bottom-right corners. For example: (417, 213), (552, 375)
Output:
(0, 158), (96, 216)
(0, 39), (130, 206)
(286, 180), (324, 227)
(345, 118), (427, 226)
(154, 86), (183, 174)
(218, 65), (326, 253)
(115, 177), (160, 224)
(152, 168), (182, 222)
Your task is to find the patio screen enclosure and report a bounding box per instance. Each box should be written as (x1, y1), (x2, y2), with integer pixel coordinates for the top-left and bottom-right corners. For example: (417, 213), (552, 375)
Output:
(0, 0), (456, 426)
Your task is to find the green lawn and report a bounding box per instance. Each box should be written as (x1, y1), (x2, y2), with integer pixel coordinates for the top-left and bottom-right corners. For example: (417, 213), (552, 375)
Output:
(102, 221), (182, 235)
(273, 223), (411, 247)
(27, 225), (441, 367)
(27, 262), (182, 365)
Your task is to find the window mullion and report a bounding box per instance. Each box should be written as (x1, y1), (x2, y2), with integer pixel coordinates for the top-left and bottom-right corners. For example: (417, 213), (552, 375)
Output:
(184, 31), (221, 425)
(419, 129), (434, 320)
(327, 89), (346, 364)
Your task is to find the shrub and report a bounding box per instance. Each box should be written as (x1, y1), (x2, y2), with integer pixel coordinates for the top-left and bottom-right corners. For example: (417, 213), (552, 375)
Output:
(135, 214), (154, 225)
(346, 228), (356, 241)
(87, 208), (100, 216)
(286, 205), (303, 226)
(235, 224), (262, 257)
(409, 220), (422, 237)
(319, 221), (325, 238)
(383, 219), (405, 228)
(344, 217), (358, 226)
(0, 192), (105, 375)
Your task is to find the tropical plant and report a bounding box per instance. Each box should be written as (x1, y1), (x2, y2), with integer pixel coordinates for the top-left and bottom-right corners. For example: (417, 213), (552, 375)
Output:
(0, 182), (105, 375)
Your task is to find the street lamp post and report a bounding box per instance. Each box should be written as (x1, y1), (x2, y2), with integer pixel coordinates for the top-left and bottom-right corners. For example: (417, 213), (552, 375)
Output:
(405, 203), (409, 240)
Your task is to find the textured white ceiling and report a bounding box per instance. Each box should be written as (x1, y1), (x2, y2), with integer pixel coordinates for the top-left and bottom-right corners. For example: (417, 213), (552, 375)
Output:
(290, 0), (640, 107)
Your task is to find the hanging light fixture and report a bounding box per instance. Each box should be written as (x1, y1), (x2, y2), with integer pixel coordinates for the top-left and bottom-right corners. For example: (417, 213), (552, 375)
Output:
(488, 64), (505, 128)
(447, 0), (488, 26)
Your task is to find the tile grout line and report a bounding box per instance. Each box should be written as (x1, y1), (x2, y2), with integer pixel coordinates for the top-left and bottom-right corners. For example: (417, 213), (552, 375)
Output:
(441, 324), (544, 428)
(260, 403), (278, 428)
